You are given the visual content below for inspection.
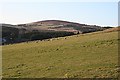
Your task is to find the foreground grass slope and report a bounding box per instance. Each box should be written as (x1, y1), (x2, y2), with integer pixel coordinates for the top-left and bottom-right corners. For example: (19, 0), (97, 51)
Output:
(2, 30), (119, 78)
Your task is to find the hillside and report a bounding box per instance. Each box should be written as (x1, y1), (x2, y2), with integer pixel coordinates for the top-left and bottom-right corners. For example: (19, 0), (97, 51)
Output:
(2, 29), (119, 78)
(104, 27), (120, 32)
(17, 20), (104, 33)
(1, 20), (107, 44)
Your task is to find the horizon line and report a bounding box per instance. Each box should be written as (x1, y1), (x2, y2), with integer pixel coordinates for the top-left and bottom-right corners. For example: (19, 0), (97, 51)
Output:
(0, 19), (117, 27)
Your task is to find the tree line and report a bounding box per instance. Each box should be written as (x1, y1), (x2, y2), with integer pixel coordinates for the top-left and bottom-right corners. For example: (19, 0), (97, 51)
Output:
(2, 29), (75, 44)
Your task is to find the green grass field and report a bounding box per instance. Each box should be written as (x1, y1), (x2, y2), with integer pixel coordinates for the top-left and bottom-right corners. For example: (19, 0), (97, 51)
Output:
(2, 31), (119, 78)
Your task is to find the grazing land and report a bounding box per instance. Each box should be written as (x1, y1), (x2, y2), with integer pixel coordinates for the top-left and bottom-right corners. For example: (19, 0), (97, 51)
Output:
(2, 29), (119, 78)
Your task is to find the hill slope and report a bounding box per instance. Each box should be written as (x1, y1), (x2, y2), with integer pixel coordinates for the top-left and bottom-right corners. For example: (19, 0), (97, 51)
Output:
(2, 29), (119, 78)
(18, 20), (104, 33)
(2, 20), (106, 44)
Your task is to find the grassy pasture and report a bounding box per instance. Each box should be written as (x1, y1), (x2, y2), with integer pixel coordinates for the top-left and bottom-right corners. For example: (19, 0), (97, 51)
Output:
(2, 31), (119, 78)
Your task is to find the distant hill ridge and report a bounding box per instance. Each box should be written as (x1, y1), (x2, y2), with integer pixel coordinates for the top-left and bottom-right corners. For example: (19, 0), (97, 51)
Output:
(1, 20), (114, 44)
(17, 20), (104, 33)
(18, 20), (96, 27)
(20, 20), (85, 26)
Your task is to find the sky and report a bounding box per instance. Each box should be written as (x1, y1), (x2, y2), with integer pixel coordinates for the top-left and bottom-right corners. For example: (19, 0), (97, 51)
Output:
(0, 1), (119, 27)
